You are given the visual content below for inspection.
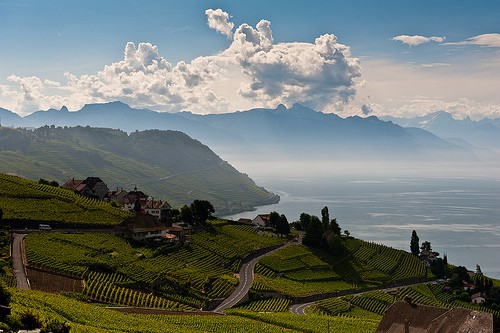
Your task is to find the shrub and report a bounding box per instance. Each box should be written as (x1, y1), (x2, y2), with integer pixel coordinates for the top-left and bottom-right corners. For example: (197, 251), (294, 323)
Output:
(41, 319), (71, 333)
(19, 310), (42, 330)
(0, 280), (11, 306)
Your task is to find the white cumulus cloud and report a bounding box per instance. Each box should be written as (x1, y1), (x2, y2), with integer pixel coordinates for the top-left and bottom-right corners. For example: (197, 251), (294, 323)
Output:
(205, 8), (234, 37)
(392, 35), (445, 46)
(0, 10), (361, 115)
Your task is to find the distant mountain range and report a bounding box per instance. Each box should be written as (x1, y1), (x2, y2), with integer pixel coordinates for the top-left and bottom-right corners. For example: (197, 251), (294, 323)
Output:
(0, 126), (278, 214)
(382, 112), (500, 151)
(1, 102), (487, 164)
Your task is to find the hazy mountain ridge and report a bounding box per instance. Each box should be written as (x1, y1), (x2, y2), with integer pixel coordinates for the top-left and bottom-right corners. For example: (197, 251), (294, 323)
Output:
(0, 125), (278, 214)
(382, 111), (500, 151)
(0, 102), (480, 163)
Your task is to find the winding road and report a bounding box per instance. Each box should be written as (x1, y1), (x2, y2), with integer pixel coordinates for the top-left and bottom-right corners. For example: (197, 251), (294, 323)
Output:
(290, 302), (316, 315)
(213, 243), (289, 313)
(12, 233), (29, 290)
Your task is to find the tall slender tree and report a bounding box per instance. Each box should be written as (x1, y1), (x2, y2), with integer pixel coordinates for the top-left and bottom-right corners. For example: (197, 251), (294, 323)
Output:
(410, 230), (420, 256)
(321, 206), (329, 231)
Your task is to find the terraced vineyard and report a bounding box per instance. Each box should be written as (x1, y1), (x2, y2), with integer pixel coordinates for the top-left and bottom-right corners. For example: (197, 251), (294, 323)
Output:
(0, 173), (131, 227)
(8, 289), (380, 333)
(252, 239), (428, 297)
(24, 224), (285, 309)
(309, 282), (500, 321)
(237, 297), (292, 312)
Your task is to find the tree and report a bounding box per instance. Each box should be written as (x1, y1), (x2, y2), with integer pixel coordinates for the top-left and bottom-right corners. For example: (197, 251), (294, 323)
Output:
(328, 218), (341, 236)
(321, 206), (329, 231)
(275, 214), (290, 237)
(344, 230), (350, 237)
(269, 211), (280, 229)
(179, 205), (193, 224)
(303, 215), (324, 247)
(420, 240), (432, 252)
(299, 213), (311, 231)
(326, 233), (345, 257)
(190, 200), (214, 226)
(410, 230), (420, 256)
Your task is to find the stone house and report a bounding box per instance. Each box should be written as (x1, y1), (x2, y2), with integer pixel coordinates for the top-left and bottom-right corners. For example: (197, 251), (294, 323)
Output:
(62, 176), (109, 199)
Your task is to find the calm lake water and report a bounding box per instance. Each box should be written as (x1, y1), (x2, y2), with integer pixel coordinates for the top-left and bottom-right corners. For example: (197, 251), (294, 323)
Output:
(224, 174), (500, 279)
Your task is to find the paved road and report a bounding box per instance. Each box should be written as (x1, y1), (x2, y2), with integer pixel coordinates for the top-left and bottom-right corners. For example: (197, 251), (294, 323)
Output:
(12, 233), (30, 290)
(289, 280), (436, 315)
(213, 243), (289, 313)
(290, 302), (316, 315)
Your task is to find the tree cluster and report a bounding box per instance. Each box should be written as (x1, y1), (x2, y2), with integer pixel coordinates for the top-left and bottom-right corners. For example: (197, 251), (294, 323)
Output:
(301, 206), (345, 257)
(172, 200), (215, 227)
(38, 178), (59, 187)
(268, 211), (290, 237)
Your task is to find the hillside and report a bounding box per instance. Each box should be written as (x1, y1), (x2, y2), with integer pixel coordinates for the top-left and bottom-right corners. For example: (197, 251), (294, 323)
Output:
(0, 126), (279, 213)
(0, 173), (131, 227)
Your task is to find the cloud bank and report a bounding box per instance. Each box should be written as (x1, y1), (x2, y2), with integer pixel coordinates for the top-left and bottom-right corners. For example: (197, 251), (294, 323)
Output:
(1, 8), (360, 115)
(392, 35), (445, 46)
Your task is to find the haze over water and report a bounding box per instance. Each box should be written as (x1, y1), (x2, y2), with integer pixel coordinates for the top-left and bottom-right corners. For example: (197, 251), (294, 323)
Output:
(224, 163), (500, 279)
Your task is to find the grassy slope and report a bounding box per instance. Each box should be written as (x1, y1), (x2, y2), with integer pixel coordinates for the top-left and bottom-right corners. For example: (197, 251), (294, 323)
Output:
(0, 126), (278, 213)
(0, 173), (131, 227)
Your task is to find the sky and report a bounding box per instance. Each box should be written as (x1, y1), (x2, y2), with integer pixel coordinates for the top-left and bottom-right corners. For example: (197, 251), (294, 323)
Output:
(1, 0), (500, 119)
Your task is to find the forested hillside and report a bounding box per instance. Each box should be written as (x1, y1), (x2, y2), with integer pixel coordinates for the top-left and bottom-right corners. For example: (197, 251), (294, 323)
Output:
(0, 126), (278, 213)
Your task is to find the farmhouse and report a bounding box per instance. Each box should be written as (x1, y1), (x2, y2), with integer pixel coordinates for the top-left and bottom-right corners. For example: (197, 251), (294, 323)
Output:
(113, 214), (167, 242)
(375, 300), (494, 333)
(143, 199), (172, 222)
(252, 214), (270, 227)
(471, 292), (487, 304)
(62, 176), (109, 199)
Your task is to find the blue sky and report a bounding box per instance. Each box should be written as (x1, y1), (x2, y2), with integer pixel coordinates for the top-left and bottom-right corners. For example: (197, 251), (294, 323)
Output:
(1, 0), (499, 118)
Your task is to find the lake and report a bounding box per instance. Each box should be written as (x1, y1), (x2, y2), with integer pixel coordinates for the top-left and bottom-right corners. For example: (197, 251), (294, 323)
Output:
(223, 174), (500, 279)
